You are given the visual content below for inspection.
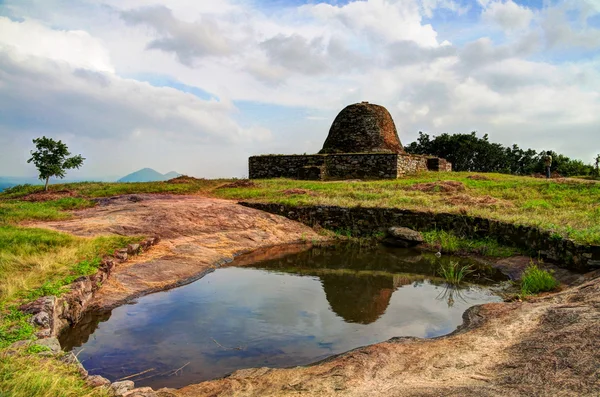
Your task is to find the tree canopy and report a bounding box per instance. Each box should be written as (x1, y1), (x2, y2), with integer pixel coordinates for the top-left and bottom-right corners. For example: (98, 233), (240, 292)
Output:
(27, 137), (85, 190)
(405, 132), (594, 177)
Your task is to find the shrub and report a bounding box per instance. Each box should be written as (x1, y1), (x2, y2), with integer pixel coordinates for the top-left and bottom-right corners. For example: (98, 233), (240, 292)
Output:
(521, 264), (559, 295)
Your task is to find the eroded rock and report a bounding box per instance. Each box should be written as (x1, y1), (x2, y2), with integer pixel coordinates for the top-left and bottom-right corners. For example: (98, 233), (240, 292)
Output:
(110, 380), (135, 396)
(383, 226), (424, 248)
(86, 375), (111, 388)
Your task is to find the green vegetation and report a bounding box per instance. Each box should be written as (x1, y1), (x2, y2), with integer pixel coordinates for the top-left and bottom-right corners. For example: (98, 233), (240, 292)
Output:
(0, 351), (110, 397)
(0, 196), (141, 350)
(1, 178), (229, 199)
(213, 173), (600, 245)
(421, 230), (519, 257)
(0, 198), (95, 223)
(521, 264), (559, 295)
(27, 137), (85, 191)
(2, 172), (599, 245)
(438, 261), (473, 286)
(406, 131), (595, 176)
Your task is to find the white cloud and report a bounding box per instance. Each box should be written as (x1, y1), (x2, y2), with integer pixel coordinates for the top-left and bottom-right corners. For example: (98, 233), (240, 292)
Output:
(0, 16), (114, 72)
(305, 0), (440, 47)
(482, 1), (534, 32)
(1, 0), (600, 178)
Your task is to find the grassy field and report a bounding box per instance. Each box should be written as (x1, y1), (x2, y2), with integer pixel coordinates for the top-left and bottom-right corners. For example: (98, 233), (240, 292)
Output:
(214, 173), (600, 245)
(2, 172), (599, 245)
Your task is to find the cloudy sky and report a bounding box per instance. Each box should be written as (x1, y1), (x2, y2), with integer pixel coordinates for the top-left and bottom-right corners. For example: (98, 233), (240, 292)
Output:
(0, 0), (599, 179)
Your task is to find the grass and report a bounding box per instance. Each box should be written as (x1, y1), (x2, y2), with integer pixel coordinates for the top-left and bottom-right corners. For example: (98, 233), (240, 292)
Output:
(438, 261), (474, 285)
(2, 172), (598, 244)
(521, 264), (559, 295)
(0, 198), (95, 223)
(0, 351), (111, 397)
(211, 172), (600, 245)
(422, 230), (520, 257)
(0, 197), (141, 350)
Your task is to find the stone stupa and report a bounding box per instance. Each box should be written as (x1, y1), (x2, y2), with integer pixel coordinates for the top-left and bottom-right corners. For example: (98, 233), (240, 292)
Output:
(249, 102), (451, 180)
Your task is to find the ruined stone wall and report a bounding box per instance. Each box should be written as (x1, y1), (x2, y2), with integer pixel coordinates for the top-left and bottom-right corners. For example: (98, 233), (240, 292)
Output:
(249, 155), (325, 179)
(324, 154), (399, 179)
(250, 153), (448, 180)
(240, 202), (600, 271)
(427, 157), (453, 172)
(398, 154), (429, 175)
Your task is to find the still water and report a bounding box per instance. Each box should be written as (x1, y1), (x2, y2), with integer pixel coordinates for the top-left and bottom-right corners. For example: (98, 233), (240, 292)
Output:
(60, 245), (504, 389)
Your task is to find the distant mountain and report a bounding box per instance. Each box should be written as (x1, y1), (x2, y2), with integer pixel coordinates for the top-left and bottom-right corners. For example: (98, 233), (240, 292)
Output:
(118, 168), (181, 183)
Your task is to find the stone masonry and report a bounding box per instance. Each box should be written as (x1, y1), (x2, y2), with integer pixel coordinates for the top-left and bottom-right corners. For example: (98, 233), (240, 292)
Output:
(249, 102), (452, 180)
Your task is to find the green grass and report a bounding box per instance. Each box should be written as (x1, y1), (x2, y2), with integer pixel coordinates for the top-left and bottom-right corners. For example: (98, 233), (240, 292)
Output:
(211, 172), (600, 245)
(3, 173), (599, 245)
(0, 351), (111, 397)
(0, 198), (95, 224)
(521, 264), (559, 295)
(438, 260), (474, 286)
(421, 230), (520, 257)
(1, 179), (231, 200)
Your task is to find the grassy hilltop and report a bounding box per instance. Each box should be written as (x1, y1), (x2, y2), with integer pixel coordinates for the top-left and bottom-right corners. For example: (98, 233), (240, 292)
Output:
(0, 171), (598, 396)
(3, 172), (598, 244)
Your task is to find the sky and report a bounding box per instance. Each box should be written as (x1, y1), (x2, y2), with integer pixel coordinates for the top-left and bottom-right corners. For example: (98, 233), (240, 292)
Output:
(0, 0), (599, 179)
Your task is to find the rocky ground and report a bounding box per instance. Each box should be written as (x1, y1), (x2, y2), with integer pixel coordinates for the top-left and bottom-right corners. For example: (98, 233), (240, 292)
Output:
(31, 194), (600, 396)
(32, 194), (322, 310)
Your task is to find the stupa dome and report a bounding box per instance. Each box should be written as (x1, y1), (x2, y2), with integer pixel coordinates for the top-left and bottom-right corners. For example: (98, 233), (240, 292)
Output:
(319, 102), (404, 154)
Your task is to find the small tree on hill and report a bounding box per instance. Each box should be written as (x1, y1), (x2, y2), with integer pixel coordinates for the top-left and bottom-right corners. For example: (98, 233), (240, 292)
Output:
(27, 137), (85, 191)
(595, 154), (600, 177)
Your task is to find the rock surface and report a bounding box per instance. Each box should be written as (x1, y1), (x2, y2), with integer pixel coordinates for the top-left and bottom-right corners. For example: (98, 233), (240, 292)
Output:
(111, 381), (135, 396)
(383, 226), (424, 247)
(32, 195), (323, 309)
(319, 102), (405, 154)
(86, 375), (111, 388)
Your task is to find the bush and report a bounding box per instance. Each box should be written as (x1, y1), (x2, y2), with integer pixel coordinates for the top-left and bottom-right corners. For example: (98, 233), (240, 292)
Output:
(521, 264), (559, 295)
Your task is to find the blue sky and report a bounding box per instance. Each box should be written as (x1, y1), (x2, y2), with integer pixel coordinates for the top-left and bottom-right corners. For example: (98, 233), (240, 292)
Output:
(0, 0), (599, 178)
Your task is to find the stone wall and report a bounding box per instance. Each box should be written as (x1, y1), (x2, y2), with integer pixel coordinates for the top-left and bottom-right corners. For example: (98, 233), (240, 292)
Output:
(239, 202), (600, 271)
(249, 153), (452, 180)
(325, 154), (399, 179)
(427, 157), (453, 172)
(398, 154), (429, 175)
(20, 237), (160, 339)
(249, 155), (324, 179)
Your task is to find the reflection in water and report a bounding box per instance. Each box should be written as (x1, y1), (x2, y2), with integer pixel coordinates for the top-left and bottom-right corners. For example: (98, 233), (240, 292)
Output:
(59, 244), (505, 389)
(321, 274), (394, 324)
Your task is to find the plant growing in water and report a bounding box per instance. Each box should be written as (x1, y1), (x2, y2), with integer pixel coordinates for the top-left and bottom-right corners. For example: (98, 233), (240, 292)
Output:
(520, 264), (558, 295)
(438, 261), (473, 286)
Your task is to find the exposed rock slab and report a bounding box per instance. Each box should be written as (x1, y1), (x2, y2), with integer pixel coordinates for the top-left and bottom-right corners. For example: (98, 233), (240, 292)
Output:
(31, 195), (322, 310)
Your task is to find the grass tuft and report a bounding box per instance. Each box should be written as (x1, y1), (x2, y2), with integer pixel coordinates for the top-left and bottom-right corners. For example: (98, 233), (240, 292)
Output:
(438, 260), (474, 285)
(521, 264), (559, 295)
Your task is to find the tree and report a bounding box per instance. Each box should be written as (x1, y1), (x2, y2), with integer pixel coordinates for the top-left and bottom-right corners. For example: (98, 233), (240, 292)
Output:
(405, 132), (594, 177)
(595, 154), (600, 177)
(27, 137), (85, 191)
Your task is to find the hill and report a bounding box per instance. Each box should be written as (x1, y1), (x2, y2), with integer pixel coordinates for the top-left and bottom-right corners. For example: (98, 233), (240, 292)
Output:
(118, 168), (181, 183)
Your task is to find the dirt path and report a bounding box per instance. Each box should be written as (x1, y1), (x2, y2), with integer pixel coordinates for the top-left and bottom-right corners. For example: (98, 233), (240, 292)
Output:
(33, 195), (323, 309)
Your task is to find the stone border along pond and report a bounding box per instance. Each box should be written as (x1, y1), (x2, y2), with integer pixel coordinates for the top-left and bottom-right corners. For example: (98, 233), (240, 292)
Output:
(16, 236), (162, 397)
(240, 202), (600, 272)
